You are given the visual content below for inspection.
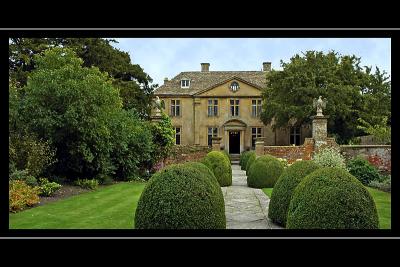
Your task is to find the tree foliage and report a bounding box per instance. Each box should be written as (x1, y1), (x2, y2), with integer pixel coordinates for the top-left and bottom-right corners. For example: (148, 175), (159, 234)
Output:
(261, 51), (391, 144)
(9, 38), (156, 119)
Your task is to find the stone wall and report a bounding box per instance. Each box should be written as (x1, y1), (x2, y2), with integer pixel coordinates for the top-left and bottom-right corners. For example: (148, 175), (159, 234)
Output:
(340, 145), (391, 173)
(263, 138), (315, 164)
(164, 145), (211, 167)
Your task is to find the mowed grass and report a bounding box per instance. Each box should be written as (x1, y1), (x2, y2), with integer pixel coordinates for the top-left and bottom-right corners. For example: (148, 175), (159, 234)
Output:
(9, 182), (146, 229)
(262, 187), (391, 229)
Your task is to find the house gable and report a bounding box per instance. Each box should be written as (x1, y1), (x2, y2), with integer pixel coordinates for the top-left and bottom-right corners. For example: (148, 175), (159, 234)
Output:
(195, 77), (263, 97)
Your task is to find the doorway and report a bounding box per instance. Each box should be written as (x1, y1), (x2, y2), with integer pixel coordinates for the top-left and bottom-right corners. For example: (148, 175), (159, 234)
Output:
(229, 131), (240, 154)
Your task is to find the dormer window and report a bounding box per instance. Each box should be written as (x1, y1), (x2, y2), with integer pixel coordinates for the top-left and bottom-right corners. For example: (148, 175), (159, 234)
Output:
(181, 79), (190, 88)
(230, 81), (240, 92)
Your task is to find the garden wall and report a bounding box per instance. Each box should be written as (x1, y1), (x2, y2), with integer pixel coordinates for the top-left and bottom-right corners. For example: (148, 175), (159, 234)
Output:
(164, 145), (211, 166)
(263, 138), (315, 164)
(340, 145), (391, 173)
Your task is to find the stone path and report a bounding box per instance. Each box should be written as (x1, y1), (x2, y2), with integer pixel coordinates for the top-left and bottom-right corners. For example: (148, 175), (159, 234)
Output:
(221, 164), (282, 229)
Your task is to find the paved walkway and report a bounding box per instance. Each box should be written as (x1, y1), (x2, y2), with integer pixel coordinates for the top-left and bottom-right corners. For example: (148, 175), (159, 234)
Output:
(221, 164), (282, 229)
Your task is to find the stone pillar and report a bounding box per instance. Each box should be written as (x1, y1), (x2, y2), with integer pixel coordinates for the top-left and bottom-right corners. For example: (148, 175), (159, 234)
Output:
(311, 115), (329, 149)
(255, 137), (266, 157)
(212, 137), (222, 151)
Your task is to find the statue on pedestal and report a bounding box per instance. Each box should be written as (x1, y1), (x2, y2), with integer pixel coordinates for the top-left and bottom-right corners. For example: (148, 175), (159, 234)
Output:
(153, 96), (162, 116)
(313, 96), (327, 116)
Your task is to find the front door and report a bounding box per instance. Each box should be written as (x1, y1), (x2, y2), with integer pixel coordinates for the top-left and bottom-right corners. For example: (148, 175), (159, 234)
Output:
(229, 131), (240, 154)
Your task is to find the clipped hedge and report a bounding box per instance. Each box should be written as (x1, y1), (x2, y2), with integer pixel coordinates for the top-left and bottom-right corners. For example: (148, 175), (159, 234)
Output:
(135, 164), (226, 229)
(222, 150), (231, 164)
(245, 152), (257, 174)
(240, 151), (254, 170)
(202, 151), (232, 186)
(268, 160), (320, 226)
(183, 161), (218, 186)
(247, 155), (284, 188)
(347, 156), (381, 185)
(286, 167), (379, 229)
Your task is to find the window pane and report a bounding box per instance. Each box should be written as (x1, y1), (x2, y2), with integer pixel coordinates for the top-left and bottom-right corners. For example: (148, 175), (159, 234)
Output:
(290, 135), (294, 145)
(208, 135), (212, 146)
(258, 100), (262, 105)
(236, 100), (239, 105)
(214, 106), (218, 116)
(176, 100), (180, 105)
(230, 100), (234, 105)
(171, 106), (175, 116)
(208, 100), (212, 105)
(235, 106), (239, 116)
(213, 128), (218, 135)
(208, 127), (212, 134)
(252, 100), (256, 105)
(252, 106), (256, 116)
(252, 128), (256, 134)
(176, 127), (180, 133)
(176, 106), (180, 116)
(176, 135), (180, 145)
(230, 106), (234, 116)
(214, 100), (218, 105)
(208, 106), (213, 116)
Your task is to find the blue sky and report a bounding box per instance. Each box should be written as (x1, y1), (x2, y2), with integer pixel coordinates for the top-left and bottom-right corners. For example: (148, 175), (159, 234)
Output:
(112, 38), (391, 86)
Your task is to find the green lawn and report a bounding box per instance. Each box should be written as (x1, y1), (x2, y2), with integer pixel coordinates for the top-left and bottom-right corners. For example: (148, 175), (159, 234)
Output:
(9, 182), (146, 229)
(262, 187), (391, 229)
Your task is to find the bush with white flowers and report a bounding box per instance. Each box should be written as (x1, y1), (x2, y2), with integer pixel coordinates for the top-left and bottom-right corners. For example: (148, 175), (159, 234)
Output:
(312, 146), (347, 170)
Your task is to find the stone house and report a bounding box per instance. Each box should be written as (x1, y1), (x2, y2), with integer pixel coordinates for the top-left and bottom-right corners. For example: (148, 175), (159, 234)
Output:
(154, 62), (312, 154)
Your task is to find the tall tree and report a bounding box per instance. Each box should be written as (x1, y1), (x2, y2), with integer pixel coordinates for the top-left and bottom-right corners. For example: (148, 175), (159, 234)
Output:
(9, 38), (156, 119)
(260, 51), (391, 144)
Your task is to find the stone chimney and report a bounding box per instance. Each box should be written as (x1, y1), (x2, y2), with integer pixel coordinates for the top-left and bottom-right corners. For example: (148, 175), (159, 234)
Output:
(164, 77), (168, 84)
(201, 63), (210, 72)
(263, 62), (271, 72)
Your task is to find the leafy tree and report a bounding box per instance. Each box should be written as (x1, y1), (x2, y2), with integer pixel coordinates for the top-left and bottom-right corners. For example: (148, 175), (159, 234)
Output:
(20, 47), (123, 179)
(9, 38), (156, 119)
(261, 51), (391, 144)
(357, 117), (391, 144)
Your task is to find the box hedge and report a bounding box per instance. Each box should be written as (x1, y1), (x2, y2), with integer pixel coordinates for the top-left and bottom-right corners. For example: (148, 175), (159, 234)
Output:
(268, 160), (320, 226)
(240, 151), (254, 170)
(245, 152), (257, 174)
(202, 151), (232, 186)
(286, 167), (379, 229)
(135, 164), (226, 229)
(247, 155), (284, 188)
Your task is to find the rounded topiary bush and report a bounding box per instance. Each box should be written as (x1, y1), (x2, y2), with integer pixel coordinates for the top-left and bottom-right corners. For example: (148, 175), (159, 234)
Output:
(240, 151), (253, 170)
(247, 155), (284, 188)
(202, 151), (232, 186)
(135, 164), (226, 229)
(245, 152), (257, 174)
(286, 167), (379, 229)
(347, 156), (381, 185)
(183, 161), (218, 186)
(268, 160), (320, 226)
(222, 150), (231, 164)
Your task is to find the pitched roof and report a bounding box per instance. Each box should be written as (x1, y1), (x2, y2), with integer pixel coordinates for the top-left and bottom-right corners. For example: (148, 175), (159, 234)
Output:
(154, 71), (267, 96)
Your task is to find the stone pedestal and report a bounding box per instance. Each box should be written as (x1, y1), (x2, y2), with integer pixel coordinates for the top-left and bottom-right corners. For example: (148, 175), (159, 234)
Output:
(212, 137), (222, 151)
(311, 115), (329, 149)
(255, 137), (266, 157)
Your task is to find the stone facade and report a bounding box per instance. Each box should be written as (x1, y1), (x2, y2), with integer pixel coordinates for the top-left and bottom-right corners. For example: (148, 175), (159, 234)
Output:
(154, 63), (312, 154)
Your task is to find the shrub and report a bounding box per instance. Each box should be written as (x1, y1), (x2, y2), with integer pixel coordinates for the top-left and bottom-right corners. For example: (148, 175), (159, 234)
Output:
(247, 155), (284, 188)
(9, 180), (40, 212)
(240, 151), (254, 170)
(183, 162), (218, 185)
(245, 152), (257, 174)
(369, 175), (391, 192)
(96, 174), (114, 185)
(247, 154), (276, 177)
(277, 158), (288, 168)
(135, 164), (226, 229)
(222, 150), (231, 163)
(9, 133), (57, 177)
(346, 156), (381, 185)
(74, 179), (99, 190)
(286, 167), (379, 229)
(202, 151), (232, 186)
(313, 146), (346, 169)
(9, 169), (38, 187)
(38, 178), (62, 197)
(268, 160), (320, 226)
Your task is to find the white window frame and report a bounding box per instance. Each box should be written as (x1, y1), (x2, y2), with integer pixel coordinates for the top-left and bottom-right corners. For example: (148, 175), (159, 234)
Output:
(252, 99), (262, 117)
(181, 79), (190, 88)
(207, 127), (219, 147)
